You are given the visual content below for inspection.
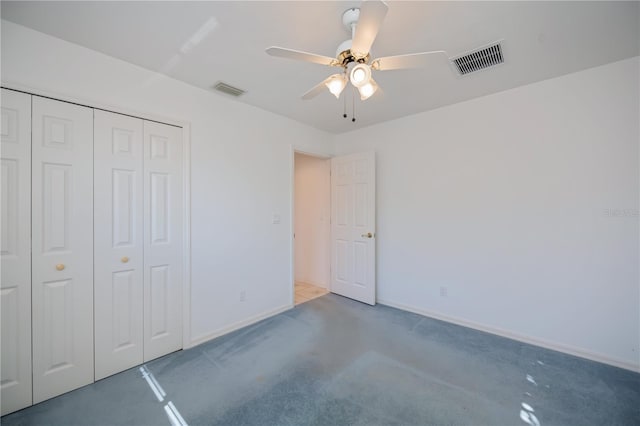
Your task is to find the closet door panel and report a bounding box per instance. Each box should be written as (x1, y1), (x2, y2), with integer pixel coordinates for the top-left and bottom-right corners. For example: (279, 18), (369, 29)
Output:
(94, 110), (144, 380)
(1, 89), (32, 415)
(32, 96), (94, 403)
(143, 121), (182, 362)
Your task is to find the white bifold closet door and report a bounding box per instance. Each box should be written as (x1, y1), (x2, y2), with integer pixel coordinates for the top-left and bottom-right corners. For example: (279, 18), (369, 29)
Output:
(143, 120), (183, 362)
(31, 96), (94, 404)
(1, 89), (32, 415)
(94, 115), (182, 377)
(94, 110), (144, 380)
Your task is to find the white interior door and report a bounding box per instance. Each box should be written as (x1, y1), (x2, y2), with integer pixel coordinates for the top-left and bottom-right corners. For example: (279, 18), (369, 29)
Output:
(94, 110), (144, 380)
(330, 152), (376, 305)
(143, 120), (183, 362)
(1, 89), (32, 415)
(31, 96), (94, 403)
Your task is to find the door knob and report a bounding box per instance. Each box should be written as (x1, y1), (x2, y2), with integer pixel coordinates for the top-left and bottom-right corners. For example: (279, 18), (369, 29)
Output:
(121, 256), (129, 263)
(55, 264), (65, 271)
(361, 232), (374, 238)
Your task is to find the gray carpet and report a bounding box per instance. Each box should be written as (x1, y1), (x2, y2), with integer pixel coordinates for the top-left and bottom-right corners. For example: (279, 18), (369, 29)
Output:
(3, 294), (639, 425)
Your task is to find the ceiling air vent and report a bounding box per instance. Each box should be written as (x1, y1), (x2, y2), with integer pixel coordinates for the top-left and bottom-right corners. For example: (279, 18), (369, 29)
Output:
(213, 81), (246, 97)
(451, 42), (504, 76)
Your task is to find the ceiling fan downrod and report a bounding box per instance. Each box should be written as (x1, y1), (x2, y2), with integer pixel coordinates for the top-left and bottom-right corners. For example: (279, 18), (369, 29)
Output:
(336, 7), (370, 67)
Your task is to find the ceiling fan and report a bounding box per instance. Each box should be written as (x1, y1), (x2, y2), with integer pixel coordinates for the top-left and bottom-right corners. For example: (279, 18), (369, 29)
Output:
(266, 0), (447, 102)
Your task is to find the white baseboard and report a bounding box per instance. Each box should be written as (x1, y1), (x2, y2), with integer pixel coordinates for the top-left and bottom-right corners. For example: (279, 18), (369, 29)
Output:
(378, 298), (640, 373)
(186, 303), (294, 349)
(183, 297), (638, 373)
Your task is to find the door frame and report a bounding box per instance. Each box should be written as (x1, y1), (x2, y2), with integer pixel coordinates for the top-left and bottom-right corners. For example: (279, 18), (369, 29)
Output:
(1, 83), (193, 349)
(290, 146), (332, 306)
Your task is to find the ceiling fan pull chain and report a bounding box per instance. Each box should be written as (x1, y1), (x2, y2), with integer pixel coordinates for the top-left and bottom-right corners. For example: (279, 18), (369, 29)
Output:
(352, 87), (356, 122)
(343, 88), (347, 118)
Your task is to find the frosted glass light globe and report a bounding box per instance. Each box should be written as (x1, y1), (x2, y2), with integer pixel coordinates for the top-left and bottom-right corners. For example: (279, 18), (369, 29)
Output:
(325, 74), (347, 98)
(358, 79), (378, 100)
(350, 64), (371, 88)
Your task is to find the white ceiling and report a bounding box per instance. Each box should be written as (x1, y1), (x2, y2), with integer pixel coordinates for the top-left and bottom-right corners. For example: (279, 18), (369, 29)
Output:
(2, 1), (638, 134)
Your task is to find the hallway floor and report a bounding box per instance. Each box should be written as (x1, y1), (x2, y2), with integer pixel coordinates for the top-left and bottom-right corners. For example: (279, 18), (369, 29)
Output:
(3, 294), (639, 425)
(294, 281), (328, 305)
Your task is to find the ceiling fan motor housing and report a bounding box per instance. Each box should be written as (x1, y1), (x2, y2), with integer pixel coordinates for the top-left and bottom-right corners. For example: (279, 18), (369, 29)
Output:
(336, 44), (370, 67)
(336, 39), (353, 58)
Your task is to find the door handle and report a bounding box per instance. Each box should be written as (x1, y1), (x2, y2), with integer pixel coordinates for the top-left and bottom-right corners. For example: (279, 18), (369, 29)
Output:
(121, 256), (129, 263)
(55, 264), (65, 271)
(361, 232), (374, 238)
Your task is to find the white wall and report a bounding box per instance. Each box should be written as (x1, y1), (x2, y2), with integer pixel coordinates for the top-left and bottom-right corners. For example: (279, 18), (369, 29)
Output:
(294, 153), (330, 288)
(335, 57), (640, 370)
(0, 20), (334, 345)
(4, 19), (638, 371)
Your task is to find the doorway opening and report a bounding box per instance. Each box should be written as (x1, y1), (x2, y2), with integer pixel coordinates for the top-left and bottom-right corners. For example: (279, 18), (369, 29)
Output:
(293, 152), (331, 305)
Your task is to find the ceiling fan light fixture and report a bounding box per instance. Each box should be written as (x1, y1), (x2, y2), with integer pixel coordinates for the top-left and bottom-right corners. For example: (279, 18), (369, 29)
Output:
(358, 79), (378, 100)
(350, 63), (371, 87)
(325, 74), (347, 98)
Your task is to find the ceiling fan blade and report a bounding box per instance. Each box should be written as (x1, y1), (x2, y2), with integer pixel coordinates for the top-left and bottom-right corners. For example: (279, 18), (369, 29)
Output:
(371, 51), (448, 71)
(266, 46), (339, 67)
(351, 0), (389, 56)
(301, 75), (334, 100)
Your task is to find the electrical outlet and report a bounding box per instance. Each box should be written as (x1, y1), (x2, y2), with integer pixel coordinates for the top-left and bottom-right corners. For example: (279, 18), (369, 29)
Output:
(240, 290), (246, 302)
(440, 286), (448, 297)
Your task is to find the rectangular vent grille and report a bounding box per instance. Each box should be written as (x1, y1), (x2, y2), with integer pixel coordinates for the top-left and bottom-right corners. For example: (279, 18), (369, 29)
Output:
(451, 42), (504, 75)
(213, 82), (246, 97)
